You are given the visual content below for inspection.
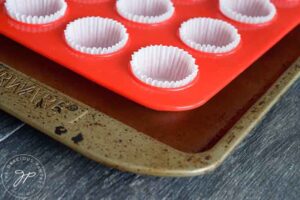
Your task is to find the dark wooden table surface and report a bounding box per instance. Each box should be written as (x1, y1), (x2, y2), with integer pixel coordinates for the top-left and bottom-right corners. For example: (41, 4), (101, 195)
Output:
(0, 78), (299, 200)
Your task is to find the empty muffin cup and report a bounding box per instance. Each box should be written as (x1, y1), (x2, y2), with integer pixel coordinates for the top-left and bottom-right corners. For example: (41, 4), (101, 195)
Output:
(219, 0), (277, 24)
(116, 0), (175, 24)
(4, 0), (67, 24)
(179, 18), (241, 54)
(64, 17), (129, 55)
(131, 45), (199, 89)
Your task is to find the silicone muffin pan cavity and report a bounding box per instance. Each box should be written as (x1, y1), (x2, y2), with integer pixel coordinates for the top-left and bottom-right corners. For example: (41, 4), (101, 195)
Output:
(0, 0), (299, 111)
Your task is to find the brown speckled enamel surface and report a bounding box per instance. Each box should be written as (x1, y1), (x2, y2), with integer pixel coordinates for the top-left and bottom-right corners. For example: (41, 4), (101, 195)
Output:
(0, 27), (299, 176)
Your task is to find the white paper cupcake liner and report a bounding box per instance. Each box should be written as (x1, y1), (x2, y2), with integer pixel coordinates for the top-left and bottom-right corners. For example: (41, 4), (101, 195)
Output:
(116, 0), (175, 24)
(5, 0), (67, 25)
(64, 17), (129, 55)
(131, 45), (199, 89)
(219, 0), (277, 24)
(179, 18), (241, 54)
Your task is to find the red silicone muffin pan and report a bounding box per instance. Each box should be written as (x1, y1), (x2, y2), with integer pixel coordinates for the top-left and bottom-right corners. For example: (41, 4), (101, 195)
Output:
(0, 0), (299, 111)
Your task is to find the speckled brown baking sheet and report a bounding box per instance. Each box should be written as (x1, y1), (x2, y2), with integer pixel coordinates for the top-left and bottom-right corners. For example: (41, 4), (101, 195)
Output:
(0, 27), (299, 176)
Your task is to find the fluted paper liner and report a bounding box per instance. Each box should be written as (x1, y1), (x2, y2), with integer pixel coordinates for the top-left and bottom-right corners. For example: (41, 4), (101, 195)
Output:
(179, 18), (241, 54)
(219, 0), (277, 24)
(131, 45), (199, 88)
(64, 17), (129, 55)
(116, 0), (175, 24)
(5, 0), (67, 24)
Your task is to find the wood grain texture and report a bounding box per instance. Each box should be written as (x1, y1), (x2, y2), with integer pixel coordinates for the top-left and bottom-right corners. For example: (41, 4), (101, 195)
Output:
(0, 79), (299, 200)
(0, 112), (24, 142)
